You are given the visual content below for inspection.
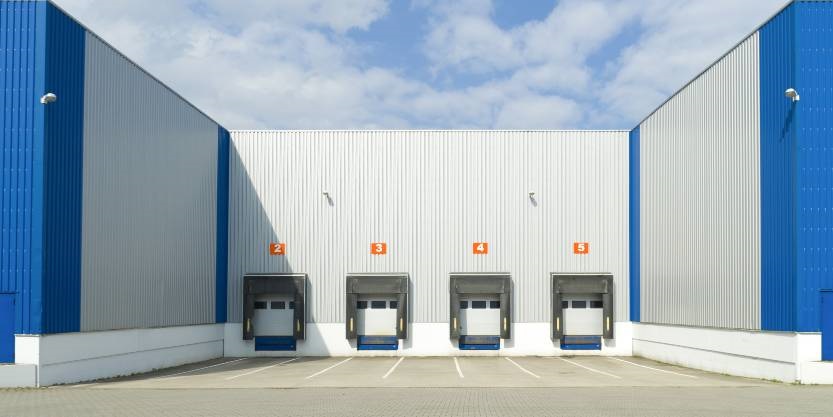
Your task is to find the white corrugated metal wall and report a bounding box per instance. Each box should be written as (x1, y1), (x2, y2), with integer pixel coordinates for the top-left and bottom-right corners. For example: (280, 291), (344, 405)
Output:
(639, 33), (761, 330)
(80, 34), (219, 331)
(227, 130), (629, 325)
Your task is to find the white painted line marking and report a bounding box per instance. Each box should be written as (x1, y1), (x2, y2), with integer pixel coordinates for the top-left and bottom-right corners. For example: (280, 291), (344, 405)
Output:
(607, 357), (698, 378)
(557, 357), (622, 379)
(505, 357), (540, 378)
(158, 358), (247, 380)
(382, 357), (405, 379)
(225, 357), (300, 380)
(70, 383), (99, 388)
(305, 357), (353, 379)
(453, 357), (464, 378)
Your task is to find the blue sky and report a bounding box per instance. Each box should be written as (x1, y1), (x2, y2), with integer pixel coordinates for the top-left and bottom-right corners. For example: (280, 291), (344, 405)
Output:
(56, 0), (788, 130)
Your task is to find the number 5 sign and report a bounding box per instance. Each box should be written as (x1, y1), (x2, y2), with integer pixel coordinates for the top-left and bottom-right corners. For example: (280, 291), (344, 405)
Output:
(573, 242), (590, 255)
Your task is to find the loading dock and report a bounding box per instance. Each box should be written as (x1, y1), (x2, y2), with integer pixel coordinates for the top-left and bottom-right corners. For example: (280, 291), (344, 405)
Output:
(345, 274), (409, 350)
(449, 274), (511, 350)
(243, 274), (307, 351)
(552, 273), (613, 350)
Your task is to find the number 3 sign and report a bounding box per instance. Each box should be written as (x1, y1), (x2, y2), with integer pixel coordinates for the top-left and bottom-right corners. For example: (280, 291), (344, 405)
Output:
(370, 242), (388, 255)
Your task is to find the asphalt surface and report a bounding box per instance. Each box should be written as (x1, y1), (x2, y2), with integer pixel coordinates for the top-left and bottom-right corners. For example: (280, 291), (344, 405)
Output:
(1, 357), (832, 416)
(67, 356), (763, 389)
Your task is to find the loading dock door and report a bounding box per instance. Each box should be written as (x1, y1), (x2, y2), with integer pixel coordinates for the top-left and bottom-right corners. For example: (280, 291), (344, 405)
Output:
(449, 274), (511, 349)
(253, 295), (295, 336)
(551, 273), (614, 347)
(243, 274), (307, 350)
(357, 296), (398, 336)
(459, 297), (501, 335)
(345, 274), (409, 350)
(562, 294), (604, 336)
(0, 294), (13, 363)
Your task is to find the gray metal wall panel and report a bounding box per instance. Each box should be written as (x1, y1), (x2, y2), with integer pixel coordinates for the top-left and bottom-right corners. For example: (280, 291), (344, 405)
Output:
(227, 130), (629, 324)
(639, 33), (761, 330)
(80, 34), (218, 331)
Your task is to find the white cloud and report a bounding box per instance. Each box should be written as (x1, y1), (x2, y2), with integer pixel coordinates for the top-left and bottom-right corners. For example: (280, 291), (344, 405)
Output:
(494, 95), (582, 129)
(52, 0), (791, 130)
(601, 0), (789, 124)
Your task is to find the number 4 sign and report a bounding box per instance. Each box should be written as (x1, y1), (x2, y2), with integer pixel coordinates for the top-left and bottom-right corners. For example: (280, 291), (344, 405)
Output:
(573, 242), (590, 255)
(472, 242), (489, 254)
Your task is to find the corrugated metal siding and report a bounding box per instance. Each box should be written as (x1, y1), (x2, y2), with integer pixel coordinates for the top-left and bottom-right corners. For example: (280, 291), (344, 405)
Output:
(80, 33), (219, 331)
(628, 127), (640, 322)
(0, 0), (46, 334)
(760, 5), (797, 331)
(795, 0), (833, 332)
(40, 1), (85, 334)
(227, 130), (629, 324)
(640, 33), (762, 330)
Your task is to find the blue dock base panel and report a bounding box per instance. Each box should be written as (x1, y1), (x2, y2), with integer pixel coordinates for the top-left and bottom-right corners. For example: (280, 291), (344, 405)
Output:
(357, 335), (399, 351)
(255, 336), (296, 351)
(459, 335), (500, 350)
(823, 291), (833, 361)
(560, 335), (602, 351)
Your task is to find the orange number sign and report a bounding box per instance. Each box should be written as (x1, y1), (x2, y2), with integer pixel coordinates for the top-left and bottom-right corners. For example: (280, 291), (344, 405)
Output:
(472, 242), (489, 254)
(269, 242), (286, 256)
(371, 242), (388, 255)
(573, 242), (590, 255)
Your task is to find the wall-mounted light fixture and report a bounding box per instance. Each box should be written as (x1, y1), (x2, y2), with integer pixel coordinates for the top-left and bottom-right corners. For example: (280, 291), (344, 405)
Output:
(322, 191), (330, 197)
(528, 191), (536, 198)
(40, 93), (57, 104)
(785, 88), (800, 102)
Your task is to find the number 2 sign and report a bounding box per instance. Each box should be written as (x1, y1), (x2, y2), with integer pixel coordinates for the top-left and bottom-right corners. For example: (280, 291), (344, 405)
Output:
(371, 242), (388, 255)
(472, 242), (489, 255)
(269, 242), (286, 256)
(573, 242), (590, 255)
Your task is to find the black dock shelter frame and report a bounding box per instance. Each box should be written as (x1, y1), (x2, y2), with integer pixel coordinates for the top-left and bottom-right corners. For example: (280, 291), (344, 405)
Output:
(449, 273), (512, 339)
(551, 273), (614, 340)
(345, 273), (409, 340)
(243, 273), (307, 340)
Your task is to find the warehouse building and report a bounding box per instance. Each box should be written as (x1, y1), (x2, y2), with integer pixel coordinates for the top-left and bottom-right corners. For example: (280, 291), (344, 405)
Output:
(1, 0), (831, 386)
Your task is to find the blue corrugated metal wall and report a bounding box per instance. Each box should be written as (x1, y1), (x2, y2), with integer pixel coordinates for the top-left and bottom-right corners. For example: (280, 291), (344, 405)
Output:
(759, 3), (798, 332)
(41, 1), (85, 334)
(0, 0), (47, 335)
(0, 1), (86, 337)
(629, 126), (640, 322)
(216, 126), (229, 323)
(794, 0), (833, 332)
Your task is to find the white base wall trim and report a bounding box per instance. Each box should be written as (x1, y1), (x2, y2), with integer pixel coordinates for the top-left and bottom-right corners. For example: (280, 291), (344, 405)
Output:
(224, 322), (632, 357)
(15, 324), (224, 386)
(799, 361), (833, 384)
(632, 322), (822, 383)
(0, 364), (37, 388)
